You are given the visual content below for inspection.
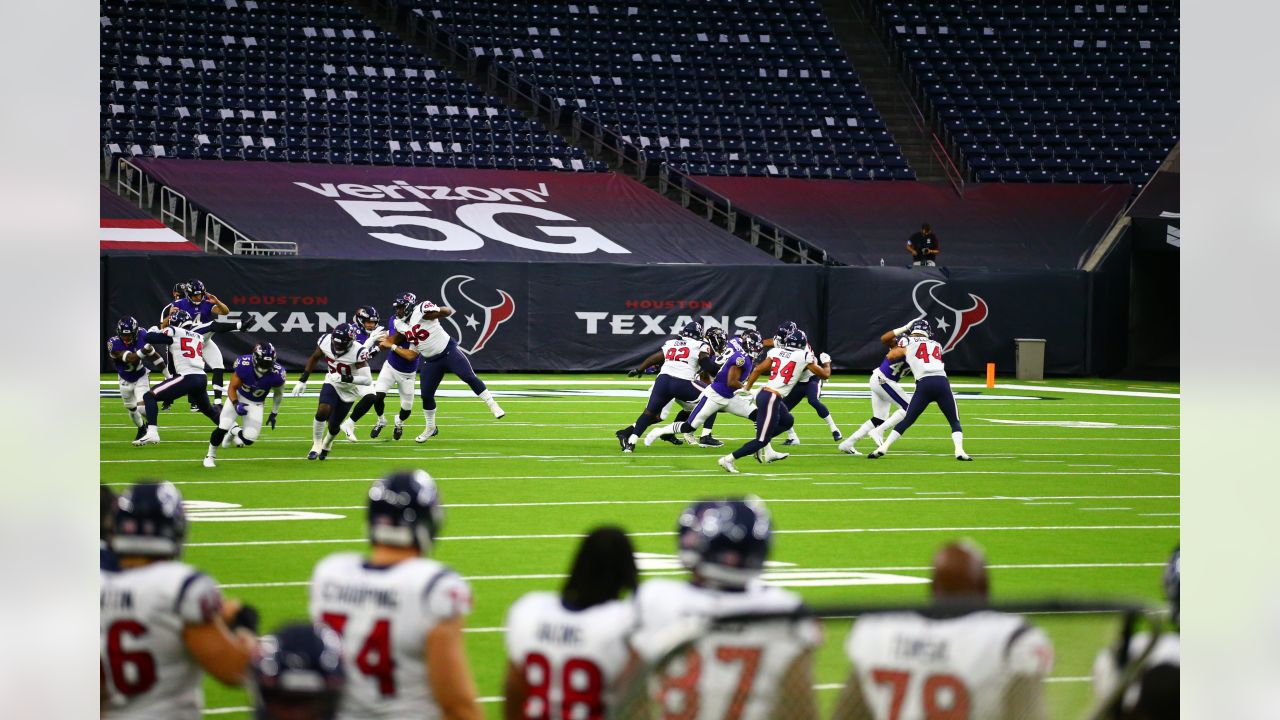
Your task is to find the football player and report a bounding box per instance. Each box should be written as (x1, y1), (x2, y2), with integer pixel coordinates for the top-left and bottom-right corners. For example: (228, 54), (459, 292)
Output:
(615, 321), (718, 453)
(1092, 547), (1179, 719)
(761, 322), (843, 445)
(720, 328), (830, 473)
(309, 470), (482, 720)
(204, 343), (286, 468)
(101, 480), (259, 719)
(381, 296), (504, 443)
(248, 622), (346, 720)
(838, 321), (916, 455)
(630, 497), (821, 720)
(291, 323), (371, 460)
(133, 309), (221, 447)
(644, 330), (761, 448)
(867, 320), (972, 461)
(349, 291), (422, 441)
(173, 279), (236, 406)
(106, 315), (163, 440)
(158, 282), (187, 384)
(338, 305), (389, 441)
(833, 541), (1053, 720)
(504, 527), (640, 720)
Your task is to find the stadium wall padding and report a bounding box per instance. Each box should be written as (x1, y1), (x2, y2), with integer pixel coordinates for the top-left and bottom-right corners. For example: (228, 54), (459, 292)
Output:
(104, 256), (1101, 375)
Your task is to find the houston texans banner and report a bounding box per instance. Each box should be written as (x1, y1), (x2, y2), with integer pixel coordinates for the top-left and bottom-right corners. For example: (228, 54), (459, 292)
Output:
(825, 267), (1091, 374)
(101, 255), (821, 372)
(133, 159), (779, 264)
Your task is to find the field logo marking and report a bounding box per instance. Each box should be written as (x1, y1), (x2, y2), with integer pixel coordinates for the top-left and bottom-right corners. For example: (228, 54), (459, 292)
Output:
(183, 500), (344, 523)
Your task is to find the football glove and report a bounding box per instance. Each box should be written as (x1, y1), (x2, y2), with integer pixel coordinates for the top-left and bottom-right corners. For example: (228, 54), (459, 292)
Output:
(290, 381), (306, 397)
(228, 602), (260, 635)
(627, 368), (642, 377)
(234, 402), (248, 416)
(819, 352), (831, 365)
(267, 412), (277, 430)
(339, 368), (354, 384)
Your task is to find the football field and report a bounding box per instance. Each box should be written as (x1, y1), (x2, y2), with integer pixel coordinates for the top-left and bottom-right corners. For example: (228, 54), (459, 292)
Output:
(99, 373), (1180, 718)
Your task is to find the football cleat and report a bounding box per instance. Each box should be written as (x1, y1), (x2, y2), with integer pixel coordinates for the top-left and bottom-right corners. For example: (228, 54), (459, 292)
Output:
(838, 439), (862, 455)
(718, 455), (740, 474)
(306, 450), (319, 460)
(202, 456), (216, 468)
(134, 425), (147, 441)
(370, 418), (388, 438)
(490, 405), (506, 419)
(161, 399), (173, 411)
(782, 437), (800, 446)
(220, 427), (237, 448)
(642, 427), (664, 447)
(682, 432), (698, 445)
(340, 419), (358, 442)
(189, 403), (200, 412)
(762, 448), (790, 464)
(416, 427), (439, 444)
(318, 449), (329, 460)
(392, 424), (404, 441)
(615, 427), (633, 451)
(956, 454), (973, 461)
(698, 435), (724, 448)
(868, 450), (885, 459)
(832, 430), (843, 441)
(132, 428), (159, 446)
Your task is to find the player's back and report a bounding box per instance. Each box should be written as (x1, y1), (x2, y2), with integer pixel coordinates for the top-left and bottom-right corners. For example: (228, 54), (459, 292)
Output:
(505, 591), (637, 720)
(762, 346), (812, 397)
(100, 561), (222, 720)
(847, 611), (1053, 720)
(634, 579), (820, 720)
(309, 552), (472, 720)
(164, 326), (207, 376)
(902, 338), (946, 379)
(660, 337), (706, 380)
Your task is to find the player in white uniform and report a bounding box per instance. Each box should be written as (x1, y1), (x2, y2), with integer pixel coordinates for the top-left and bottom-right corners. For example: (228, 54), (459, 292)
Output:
(868, 319), (972, 461)
(719, 328), (831, 473)
(616, 321), (718, 453)
(759, 322), (842, 446)
(1092, 547), (1179, 718)
(839, 321), (917, 455)
(342, 304), (409, 441)
(382, 298), (504, 443)
(132, 309), (221, 446)
(309, 470), (482, 720)
(101, 481), (258, 719)
(834, 541), (1054, 720)
(291, 323), (372, 460)
(630, 497), (821, 720)
(504, 527), (640, 720)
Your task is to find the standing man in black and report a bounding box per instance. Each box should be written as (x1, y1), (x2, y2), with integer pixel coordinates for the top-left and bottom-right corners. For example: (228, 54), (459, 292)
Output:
(907, 223), (940, 266)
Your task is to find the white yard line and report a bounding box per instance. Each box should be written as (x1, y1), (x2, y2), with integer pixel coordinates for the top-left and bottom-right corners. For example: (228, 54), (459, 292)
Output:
(187, 525), (1177, 548)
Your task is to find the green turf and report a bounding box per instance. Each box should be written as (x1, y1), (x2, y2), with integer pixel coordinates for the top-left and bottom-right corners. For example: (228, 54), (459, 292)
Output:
(99, 373), (1179, 718)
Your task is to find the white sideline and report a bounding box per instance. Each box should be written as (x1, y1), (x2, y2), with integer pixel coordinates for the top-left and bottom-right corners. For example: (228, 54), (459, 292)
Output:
(187, 525), (1177, 548)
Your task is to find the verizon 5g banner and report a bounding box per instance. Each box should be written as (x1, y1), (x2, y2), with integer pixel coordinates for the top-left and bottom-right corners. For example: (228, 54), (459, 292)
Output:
(826, 267), (1091, 375)
(101, 255), (820, 372)
(133, 159), (778, 264)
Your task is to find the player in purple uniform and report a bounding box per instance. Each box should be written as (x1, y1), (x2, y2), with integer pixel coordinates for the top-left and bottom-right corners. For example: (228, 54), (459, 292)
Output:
(106, 316), (166, 440)
(644, 329), (761, 448)
(204, 343), (287, 468)
(363, 292), (423, 440)
(838, 322), (915, 455)
(172, 279), (235, 407)
(615, 321), (719, 453)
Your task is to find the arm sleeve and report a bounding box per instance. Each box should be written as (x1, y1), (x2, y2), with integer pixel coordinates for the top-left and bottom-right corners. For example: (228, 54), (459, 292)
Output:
(271, 385), (284, 414)
(698, 354), (719, 375)
(144, 331), (174, 345)
(175, 572), (224, 626)
(423, 570), (473, 621)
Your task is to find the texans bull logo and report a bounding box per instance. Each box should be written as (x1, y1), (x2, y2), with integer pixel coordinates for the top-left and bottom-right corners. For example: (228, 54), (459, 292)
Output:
(910, 279), (989, 353)
(440, 274), (516, 354)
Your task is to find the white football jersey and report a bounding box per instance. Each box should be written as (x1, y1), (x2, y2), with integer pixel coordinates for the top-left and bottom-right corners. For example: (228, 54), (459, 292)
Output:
(847, 611), (1054, 720)
(631, 579), (821, 720)
(762, 346), (813, 398)
(100, 562), (225, 720)
(796, 343), (817, 382)
(1092, 631), (1179, 712)
(404, 300), (452, 358)
(504, 592), (638, 720)
(318, 333), (372, 393)
(309, 553), (473, 720)
(660, 337), (708, 381)
(902, 337), (947, 379)
(162, 326), (209, 376)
